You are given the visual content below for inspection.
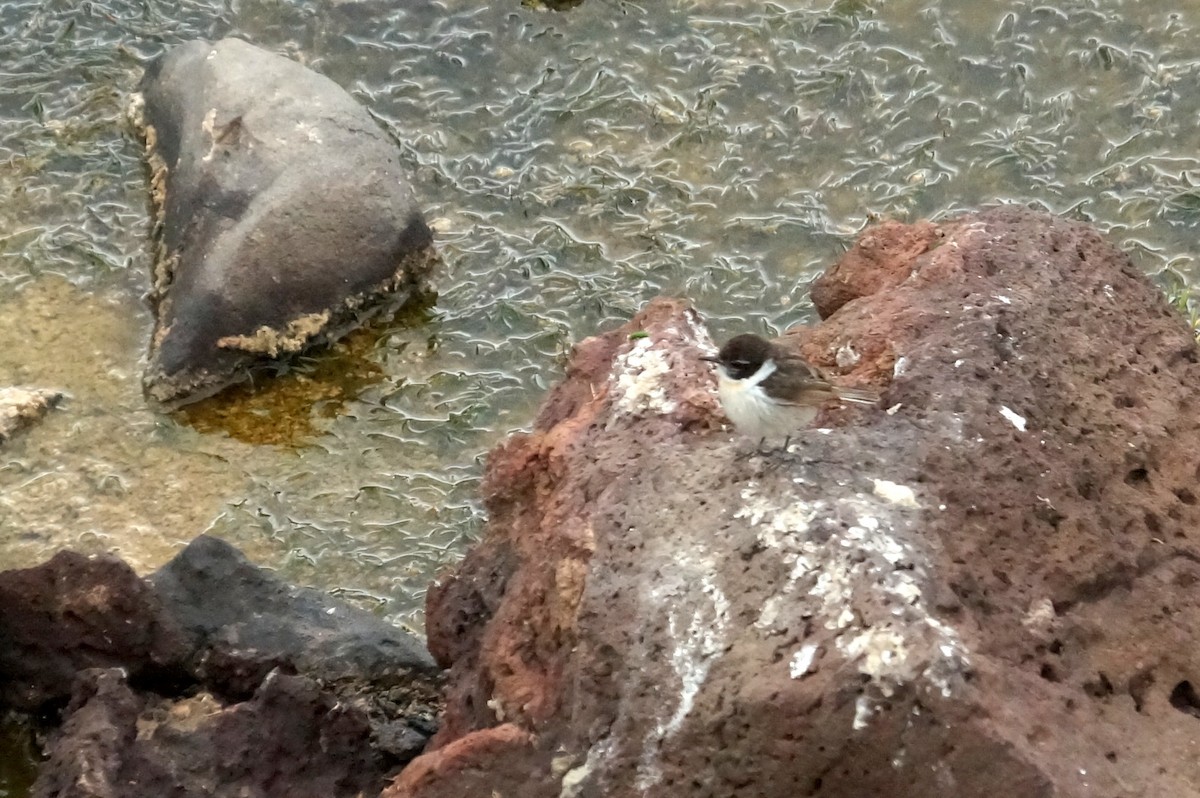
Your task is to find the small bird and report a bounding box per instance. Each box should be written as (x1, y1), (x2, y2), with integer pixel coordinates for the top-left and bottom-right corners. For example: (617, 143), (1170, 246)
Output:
(702, 333), (879, 442)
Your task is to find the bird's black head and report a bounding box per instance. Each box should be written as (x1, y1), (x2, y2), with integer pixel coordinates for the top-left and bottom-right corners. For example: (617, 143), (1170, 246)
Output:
(710, 333), (773, 381)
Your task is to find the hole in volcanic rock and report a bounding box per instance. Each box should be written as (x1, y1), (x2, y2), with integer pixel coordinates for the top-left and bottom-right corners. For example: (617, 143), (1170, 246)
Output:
(1083, 672), (1114, 698)
(1170, 681), (1200, 718)
(1076, 476), (1097, 500)
(1129, 671), (1155, 713)
(1124, 468), (1149, 487)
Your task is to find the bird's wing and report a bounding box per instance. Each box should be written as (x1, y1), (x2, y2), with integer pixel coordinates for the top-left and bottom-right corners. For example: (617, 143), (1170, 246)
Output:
(775, 351), (826, 380)
(760, 361), (840, 406)
(771, 352), (878, 405)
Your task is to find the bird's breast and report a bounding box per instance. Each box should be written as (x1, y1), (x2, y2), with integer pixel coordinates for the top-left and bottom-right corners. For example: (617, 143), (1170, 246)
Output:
(716, 374), (818, 439)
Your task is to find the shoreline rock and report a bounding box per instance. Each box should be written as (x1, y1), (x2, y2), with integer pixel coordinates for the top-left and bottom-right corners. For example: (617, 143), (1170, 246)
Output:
(393, 207), (1200, 797)
(0, 550), (188, 713)
(150, 535), (437, 697)
(0, 536), (441, 798)
(12, 207), (1200, 796)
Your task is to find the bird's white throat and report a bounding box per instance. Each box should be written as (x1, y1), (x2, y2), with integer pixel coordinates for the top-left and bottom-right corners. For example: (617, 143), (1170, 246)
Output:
(743, 358), (776, 388)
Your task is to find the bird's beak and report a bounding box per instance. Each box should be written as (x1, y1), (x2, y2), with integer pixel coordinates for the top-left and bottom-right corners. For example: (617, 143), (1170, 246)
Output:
(699, 355), (719, 363)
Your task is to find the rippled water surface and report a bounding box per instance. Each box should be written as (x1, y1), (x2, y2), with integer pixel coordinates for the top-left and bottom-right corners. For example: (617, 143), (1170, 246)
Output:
(3, 0), (1200, 639)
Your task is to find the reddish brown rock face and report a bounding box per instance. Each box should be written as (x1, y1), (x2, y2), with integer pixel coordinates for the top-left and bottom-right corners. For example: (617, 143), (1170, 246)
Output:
(395, 208), (1200, 798)
(0, 551), (188, 711)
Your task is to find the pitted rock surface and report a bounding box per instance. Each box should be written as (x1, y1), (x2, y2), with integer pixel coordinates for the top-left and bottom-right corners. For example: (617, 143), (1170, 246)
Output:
(393, 208), (1200, 797)
(0, 552), (187, 711)
(133, 37), (436, 405)
(32, 668), (392, 798)
(1, 537), (441, 797)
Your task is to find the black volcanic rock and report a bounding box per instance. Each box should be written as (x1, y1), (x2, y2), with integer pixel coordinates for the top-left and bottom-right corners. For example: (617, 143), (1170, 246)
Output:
(2, 536), (442, 797)
(150, 535), (438, 696)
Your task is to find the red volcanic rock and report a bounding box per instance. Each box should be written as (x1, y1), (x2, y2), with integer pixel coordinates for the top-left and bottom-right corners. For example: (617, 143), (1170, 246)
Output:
(421, 298), (722, 742)
(0, 552), (187, 711)
(388, 724), (541, 796)
(394, 207), (1200, 798)
(808, 218), (941, 319)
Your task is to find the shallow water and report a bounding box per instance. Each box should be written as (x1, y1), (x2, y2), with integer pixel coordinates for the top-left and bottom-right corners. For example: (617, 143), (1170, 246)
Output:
(3, 0), (1200, 636)
(0, 714), (38, 797)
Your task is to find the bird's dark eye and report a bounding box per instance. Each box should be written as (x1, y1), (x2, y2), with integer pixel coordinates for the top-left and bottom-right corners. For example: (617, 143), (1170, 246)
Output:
(732, 360), (751, 369)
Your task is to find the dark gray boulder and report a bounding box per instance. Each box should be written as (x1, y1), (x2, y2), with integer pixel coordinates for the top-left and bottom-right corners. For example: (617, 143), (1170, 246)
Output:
(150, 535), (439, 695)
(131, 37), (436, 405)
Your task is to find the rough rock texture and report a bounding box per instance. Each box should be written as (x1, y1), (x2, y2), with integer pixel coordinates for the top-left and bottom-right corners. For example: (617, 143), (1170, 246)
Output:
(151, 535), (438, 696)
(31, 669), (143, 798)
(32, 668), (391, 798)
(1, 536), (441, 797)
(132, 37), (437, 405)
(0, 386), (62, 444)
(392, 207), (1200, 797)
(807, 219), (941, 320)
(0, 552), (188, 711)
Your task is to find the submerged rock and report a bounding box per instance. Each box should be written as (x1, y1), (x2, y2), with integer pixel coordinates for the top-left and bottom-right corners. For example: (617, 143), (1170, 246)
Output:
(131, 37), (436, 405)
(0, 386), (62, 445)
(391, 207), (1200, 797)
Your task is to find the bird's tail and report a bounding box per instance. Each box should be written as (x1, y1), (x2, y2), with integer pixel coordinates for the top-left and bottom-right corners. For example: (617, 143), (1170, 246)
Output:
(833, 385), (880, 405)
